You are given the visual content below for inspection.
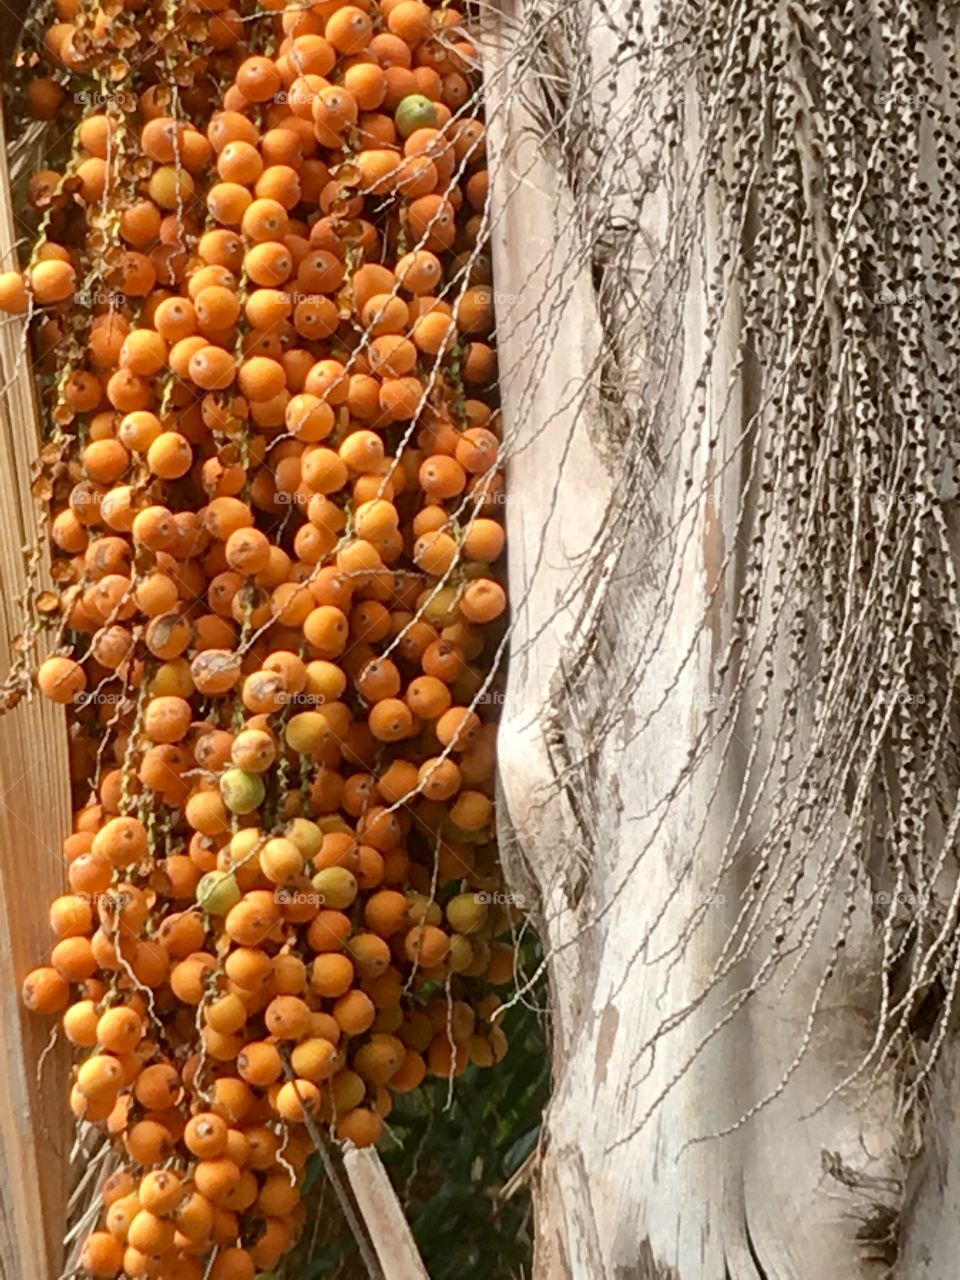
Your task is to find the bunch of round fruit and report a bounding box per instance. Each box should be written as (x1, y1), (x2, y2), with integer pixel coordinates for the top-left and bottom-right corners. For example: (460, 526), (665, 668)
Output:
(7, 1), (515, 1276)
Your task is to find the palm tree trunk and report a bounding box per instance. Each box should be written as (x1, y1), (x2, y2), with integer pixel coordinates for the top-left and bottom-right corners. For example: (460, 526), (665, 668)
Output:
(484, 1), (960, 1274)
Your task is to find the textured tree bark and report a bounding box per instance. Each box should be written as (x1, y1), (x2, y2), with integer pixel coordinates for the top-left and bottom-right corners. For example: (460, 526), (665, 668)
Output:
(484, 3), (920, 1276)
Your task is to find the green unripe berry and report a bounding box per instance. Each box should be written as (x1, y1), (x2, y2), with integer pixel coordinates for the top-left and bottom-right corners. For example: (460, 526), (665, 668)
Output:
(445, 892), (489, 934)
(311, 866), (359, 910)
(406, 890), (442, 926)
(148, 165), (195, 210)
(395, 94), (437, 138)
(447, 934), (474, 973)
(220, 767), (265, 815)
(286, 816), (324, 860)
(285, 711), (329, 755)
(197, 871), (241, 915)
(422, 584), (461, 625)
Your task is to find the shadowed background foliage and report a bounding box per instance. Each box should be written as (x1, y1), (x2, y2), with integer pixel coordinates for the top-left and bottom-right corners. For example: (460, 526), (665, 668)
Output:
(297, 947), (549, 1279)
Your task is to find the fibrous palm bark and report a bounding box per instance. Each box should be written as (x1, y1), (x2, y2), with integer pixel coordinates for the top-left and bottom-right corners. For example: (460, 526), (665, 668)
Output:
(485, 1), (960, 1275)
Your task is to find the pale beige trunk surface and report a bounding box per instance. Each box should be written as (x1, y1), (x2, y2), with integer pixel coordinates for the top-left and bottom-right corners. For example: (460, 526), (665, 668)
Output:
(484, 2), (949, 1276)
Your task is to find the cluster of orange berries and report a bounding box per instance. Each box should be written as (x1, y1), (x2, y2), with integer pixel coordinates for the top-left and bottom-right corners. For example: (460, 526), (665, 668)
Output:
(8, 0), (513, 1276)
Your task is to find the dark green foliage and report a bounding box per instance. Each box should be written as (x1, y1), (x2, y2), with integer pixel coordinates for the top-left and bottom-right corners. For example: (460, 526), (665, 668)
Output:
(295, 949), (550, 1279)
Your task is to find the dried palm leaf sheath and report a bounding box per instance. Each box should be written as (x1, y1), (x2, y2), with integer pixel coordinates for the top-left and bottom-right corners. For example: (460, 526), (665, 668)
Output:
(0, 44), (72, 1280)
